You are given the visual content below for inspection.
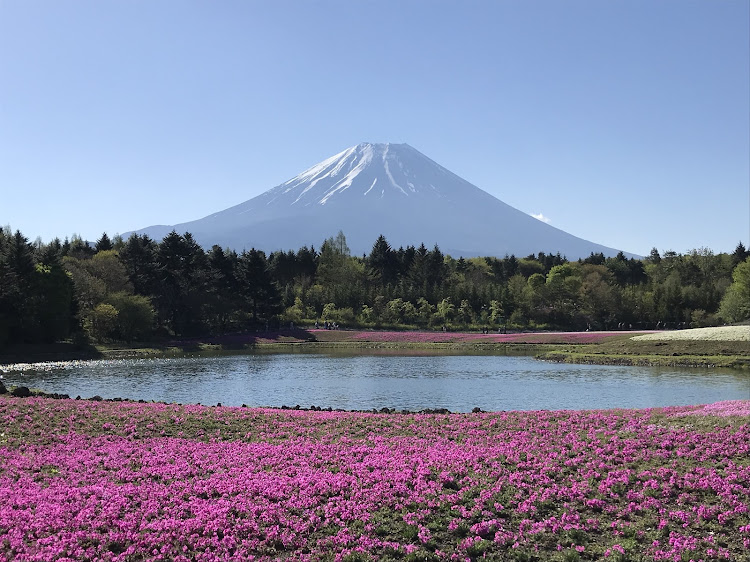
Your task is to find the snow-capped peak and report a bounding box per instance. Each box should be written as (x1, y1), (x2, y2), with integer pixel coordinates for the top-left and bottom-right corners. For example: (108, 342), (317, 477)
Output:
(132, 141), (634, 260)
(261, 142), (459, 208)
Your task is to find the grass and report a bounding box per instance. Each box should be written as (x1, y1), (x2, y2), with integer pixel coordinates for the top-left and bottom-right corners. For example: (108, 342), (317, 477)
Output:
(537, 330), (750, 369)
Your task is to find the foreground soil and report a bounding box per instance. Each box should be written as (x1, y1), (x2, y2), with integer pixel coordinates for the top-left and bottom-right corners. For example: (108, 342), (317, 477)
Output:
(1, 396), (748, 561)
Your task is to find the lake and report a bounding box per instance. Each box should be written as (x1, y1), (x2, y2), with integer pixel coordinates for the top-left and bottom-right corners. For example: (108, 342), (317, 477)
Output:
(2, 351), (748, 412)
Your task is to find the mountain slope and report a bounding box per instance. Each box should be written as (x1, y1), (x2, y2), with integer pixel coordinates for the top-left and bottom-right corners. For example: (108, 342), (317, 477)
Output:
(133, 143), (631, 259)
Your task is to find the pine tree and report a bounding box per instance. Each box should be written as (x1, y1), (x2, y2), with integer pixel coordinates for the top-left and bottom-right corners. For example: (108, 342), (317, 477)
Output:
(119, 234), (159, 296)
(367, 235), (396, 287)
(732, 242), (749, 269)
(237, 249), (281, 325)
(95, 233), (113, 253)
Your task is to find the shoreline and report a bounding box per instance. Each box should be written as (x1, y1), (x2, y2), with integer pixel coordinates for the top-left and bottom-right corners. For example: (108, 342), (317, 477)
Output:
(0, 385), (468, 415)
(2, 327), (748, 370)
(1, 386), (749, 417)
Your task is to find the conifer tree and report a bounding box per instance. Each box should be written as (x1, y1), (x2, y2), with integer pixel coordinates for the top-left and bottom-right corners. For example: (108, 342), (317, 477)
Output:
(95, 232), (113, 253)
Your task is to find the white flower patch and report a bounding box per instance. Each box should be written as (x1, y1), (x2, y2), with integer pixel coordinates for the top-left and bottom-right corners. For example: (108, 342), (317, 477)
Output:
(631, 326), (750, 342)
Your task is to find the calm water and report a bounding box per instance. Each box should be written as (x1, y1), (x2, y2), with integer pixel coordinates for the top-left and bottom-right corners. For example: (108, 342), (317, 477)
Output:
(2, 352), (748, 412)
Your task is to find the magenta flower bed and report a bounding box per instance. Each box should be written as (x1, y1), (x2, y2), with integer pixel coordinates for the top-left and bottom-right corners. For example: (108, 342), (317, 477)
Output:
(345, 330), (626, 345)
(1, 398), (748, 561)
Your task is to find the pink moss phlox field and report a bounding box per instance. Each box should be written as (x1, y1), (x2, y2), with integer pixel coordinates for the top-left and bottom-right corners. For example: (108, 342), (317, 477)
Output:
(668, 401), (750, 418)
(1, 398), (749, 561)
(344, 330), (625, 345)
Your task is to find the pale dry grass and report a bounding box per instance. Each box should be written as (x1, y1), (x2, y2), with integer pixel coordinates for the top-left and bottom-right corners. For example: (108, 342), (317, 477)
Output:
(631, 325), (750, 342)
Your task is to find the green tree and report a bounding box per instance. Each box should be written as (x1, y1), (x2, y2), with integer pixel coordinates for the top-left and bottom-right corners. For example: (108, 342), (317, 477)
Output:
(206, 245), (240, 333)
(647, 247), (661, 264)
(316, 231), (366, 309)
(119, 234), (159, 296)
(545, 263), (581, 325)
(435, 297), (455, 324)
(1, 231), (45, 342)
(367, 234), (397, 287)
(416, 297), (434, 327)
(62, 256), (107, 313)
(489, 300), (504, 324)
(407, 244), (430, 297)
(321, 302), (354, 325)
(95, 233), (113, 253)
(283, 296), (309, 324)
(155, 231), (209, 335)
(34, 261), (75, 343)
(304, 284), (327, 319)
(579, 264), (618, 329)
(358, 304), (375, 324)
(86, 303), (119, 342)
(88, 250), (132, 294)
(731, 242), (749, 269)
(237, 249), (281, 325)
(719, 257), (750, 322)
(68, 234), (95, 259)
(318, 233), (347, 283)
(456, 299), (474, 325)
(106, 292), (155, 342)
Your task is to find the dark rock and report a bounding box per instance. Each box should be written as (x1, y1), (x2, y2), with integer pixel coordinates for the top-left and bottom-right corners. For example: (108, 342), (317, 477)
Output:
(472, 407), (483, 413)
(90, 395), (103, 401)
(216, 402), (222, 407)
(420, 408), (451, 415)
(0, 380), (6, 394)
(11, 386), (31, 398)
(76, 395), (81, 400)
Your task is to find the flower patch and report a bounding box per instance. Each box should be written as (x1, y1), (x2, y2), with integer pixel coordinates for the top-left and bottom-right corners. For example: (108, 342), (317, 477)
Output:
(0, 397), (748, 561)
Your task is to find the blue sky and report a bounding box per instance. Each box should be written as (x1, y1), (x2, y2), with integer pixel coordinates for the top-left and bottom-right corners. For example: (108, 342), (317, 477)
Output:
(1, 0), (748, 257)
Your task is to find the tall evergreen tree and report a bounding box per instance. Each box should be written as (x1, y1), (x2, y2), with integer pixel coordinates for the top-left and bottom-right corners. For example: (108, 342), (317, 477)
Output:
(732, 242), (749, 269)
(367, 234), (397, 287)
(120, 234), (159, 296)
(155, 231), (209, 335)
(237, 249), (281, 325)
(206, 245), (240, 333)
(95, 233), (113, 253)
(407, 244), (430, 297)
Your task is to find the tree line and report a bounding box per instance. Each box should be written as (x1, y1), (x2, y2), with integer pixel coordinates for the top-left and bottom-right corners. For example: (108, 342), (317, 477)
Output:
(1, 226), (748, 347)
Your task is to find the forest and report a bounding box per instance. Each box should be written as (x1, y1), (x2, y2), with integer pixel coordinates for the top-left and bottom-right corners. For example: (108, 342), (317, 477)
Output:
(1, 227), (748, 347)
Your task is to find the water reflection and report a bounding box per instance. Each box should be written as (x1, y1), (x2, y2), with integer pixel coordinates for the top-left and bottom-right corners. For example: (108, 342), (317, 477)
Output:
(2, 353), (748, 412)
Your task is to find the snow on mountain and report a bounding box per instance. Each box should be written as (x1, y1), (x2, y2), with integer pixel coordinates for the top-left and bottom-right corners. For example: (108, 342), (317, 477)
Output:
(131, 143), (632, 259)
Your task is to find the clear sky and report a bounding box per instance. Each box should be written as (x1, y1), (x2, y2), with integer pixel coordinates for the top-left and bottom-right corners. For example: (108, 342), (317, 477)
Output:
(1, 0), (748, 257)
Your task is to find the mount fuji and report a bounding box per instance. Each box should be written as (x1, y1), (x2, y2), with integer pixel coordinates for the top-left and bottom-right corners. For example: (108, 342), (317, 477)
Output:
(132, 143), (629, 259)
